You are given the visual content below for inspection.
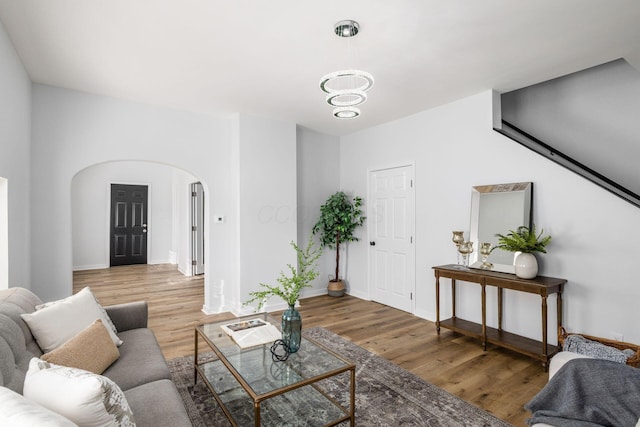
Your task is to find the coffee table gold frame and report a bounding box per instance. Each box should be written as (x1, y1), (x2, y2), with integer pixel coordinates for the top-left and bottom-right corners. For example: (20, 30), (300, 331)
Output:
(194, 314), (355, 426)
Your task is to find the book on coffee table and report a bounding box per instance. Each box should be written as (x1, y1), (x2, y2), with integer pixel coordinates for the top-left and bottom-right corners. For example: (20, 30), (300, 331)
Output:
(221, 320), (281, 349)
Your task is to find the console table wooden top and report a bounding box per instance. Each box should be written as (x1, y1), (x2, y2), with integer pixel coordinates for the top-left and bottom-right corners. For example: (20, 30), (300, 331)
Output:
(433, 264), (566, 294)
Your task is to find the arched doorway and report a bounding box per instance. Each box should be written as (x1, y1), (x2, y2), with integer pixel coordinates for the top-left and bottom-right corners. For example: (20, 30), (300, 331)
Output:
(70, 160), (208, 282)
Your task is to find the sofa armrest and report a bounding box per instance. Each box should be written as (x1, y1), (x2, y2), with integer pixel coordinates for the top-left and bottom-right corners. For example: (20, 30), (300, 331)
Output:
(105, 301), (148, 331)
(548, 351), (592, 380)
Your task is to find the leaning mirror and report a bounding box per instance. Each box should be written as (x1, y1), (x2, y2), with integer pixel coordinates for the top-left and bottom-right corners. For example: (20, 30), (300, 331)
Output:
(468, 182), (532, 273)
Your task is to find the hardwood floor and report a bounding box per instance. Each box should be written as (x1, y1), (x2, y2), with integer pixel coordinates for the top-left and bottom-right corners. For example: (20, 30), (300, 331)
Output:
(74, 264), (547, 426)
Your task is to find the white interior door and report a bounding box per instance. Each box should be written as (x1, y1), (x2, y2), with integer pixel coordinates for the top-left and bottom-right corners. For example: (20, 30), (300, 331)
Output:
(190, 182), (205, 276)
(368, 165), (415, 313)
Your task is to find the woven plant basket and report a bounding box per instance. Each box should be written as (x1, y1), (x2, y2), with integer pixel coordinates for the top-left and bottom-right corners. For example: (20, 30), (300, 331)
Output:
(558, 326), (640, 367)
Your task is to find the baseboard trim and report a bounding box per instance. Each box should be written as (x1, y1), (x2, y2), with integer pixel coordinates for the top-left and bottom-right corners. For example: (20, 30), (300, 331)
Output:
(73, 264), (109, 271)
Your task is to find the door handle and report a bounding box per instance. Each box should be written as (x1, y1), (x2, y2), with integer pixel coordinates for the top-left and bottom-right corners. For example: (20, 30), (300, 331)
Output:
(370, 241), (376, 246)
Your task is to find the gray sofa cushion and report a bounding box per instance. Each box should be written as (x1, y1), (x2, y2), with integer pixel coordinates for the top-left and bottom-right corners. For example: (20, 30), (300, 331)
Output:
(102, 328), (171, 391)
(124, 379), (191, 427)
(0, 288), (44, 392)
(105, 301), (148, 331)
(0, 316), (34, 393)
(0, 288), (43, 355)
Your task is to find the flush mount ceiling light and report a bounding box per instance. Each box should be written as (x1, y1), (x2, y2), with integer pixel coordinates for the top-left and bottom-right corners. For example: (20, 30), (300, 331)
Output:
(320, 20), (374, 119)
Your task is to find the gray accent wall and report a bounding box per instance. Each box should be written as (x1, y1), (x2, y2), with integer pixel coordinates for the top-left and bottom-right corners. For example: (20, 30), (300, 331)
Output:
(501, 58), (640, 205)
(296, 126), (340, 296)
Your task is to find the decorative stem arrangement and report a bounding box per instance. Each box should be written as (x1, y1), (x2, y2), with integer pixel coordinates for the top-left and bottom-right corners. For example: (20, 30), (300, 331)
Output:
(494, 225), (551, 254)
(244, 237), (321, 352)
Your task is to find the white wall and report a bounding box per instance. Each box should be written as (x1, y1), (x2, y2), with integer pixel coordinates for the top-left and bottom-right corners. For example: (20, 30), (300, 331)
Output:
(30, 84), (299, 316)
(0, 20), (31, 289)
(296, 126), (341, 296)
(71, 161), (181, 270)
(234, 115), (298, 313)
(31, 84), (231, 305)
(340, 90), (640, 345)
(0, 177), (8, 289)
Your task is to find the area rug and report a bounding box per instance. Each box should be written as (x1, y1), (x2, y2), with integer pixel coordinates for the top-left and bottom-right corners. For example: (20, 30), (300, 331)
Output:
(167, 327), (512, 426)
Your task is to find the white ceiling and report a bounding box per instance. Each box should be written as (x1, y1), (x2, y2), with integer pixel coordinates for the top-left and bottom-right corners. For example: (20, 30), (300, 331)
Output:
(1, 0), (639, 136)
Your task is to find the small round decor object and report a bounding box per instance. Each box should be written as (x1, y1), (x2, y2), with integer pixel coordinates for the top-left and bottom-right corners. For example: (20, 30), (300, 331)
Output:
(270, 339), (291, 362)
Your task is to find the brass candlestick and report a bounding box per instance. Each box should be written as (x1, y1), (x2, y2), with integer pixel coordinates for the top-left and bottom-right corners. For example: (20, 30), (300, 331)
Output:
(458, 241), (474, 267)
(452, 231), (464, 264)
(480, 242), (493, 270)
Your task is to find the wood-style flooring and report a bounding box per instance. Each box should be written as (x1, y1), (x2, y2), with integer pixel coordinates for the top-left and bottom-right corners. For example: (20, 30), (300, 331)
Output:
(73, 264), (547, 426)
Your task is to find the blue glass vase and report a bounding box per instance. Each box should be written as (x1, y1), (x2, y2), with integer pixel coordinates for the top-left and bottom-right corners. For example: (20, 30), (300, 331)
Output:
(281, 305), (301, 353)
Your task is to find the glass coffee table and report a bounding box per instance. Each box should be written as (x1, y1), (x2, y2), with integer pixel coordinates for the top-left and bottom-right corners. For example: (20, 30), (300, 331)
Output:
(194, 313), (355, 426)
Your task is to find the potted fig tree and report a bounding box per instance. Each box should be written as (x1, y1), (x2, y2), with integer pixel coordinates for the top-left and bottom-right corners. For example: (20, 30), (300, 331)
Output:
(312, 191), (366, 296)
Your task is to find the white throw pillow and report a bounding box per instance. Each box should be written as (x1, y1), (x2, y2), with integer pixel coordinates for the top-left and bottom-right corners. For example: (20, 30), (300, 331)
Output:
(21, 287), (122, 352)
(0, 386), (78, 427)
(23, 358), (136, 427)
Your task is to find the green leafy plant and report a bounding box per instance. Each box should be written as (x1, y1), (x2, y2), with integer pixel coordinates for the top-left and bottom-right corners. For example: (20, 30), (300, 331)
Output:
(494, 225), (552, 253)
(312, 191), (366, 283)
(244, 237), (321, 311)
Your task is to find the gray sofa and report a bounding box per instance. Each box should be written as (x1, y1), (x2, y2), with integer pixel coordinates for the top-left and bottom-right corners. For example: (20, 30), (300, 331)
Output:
(0, 287), (192, 426)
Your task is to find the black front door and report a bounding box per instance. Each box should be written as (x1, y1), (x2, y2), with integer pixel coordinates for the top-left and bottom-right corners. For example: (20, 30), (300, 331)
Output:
(110, 184), (148, 266)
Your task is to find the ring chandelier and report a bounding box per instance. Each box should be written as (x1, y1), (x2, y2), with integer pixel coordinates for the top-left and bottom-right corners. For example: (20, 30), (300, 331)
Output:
(319, 20), (374, 119)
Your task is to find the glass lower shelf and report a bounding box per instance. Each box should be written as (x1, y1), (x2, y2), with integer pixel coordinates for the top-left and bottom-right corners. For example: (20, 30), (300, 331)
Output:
(200, 359), (348, 426)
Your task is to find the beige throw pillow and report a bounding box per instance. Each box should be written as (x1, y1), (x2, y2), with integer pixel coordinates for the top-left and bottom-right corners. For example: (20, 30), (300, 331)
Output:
(42, 319), (120, 374)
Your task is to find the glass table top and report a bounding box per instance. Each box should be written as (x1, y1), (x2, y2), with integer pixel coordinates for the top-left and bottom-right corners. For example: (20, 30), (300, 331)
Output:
(197, 313), (352, 397)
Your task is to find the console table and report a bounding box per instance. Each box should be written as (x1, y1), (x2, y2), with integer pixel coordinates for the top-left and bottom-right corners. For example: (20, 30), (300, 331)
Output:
(433, 264), (566, 370)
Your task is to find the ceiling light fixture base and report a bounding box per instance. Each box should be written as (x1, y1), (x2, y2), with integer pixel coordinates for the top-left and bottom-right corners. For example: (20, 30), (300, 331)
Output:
(334, 20), (359, 38)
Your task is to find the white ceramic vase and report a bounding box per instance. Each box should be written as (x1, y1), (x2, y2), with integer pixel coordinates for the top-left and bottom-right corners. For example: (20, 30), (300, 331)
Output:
(514, 252), (538, 279)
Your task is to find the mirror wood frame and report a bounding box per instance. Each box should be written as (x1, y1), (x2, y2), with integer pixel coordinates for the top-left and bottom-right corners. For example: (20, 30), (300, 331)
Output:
(468, 182), (532, 274)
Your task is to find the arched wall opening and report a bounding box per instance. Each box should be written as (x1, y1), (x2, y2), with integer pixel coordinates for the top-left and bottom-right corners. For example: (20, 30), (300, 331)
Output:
(70, 161), (209, 295)
(30, 83), (231, 309)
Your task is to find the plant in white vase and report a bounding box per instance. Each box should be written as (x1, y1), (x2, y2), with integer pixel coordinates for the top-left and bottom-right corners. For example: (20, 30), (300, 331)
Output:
(493, 225), (551, 279)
